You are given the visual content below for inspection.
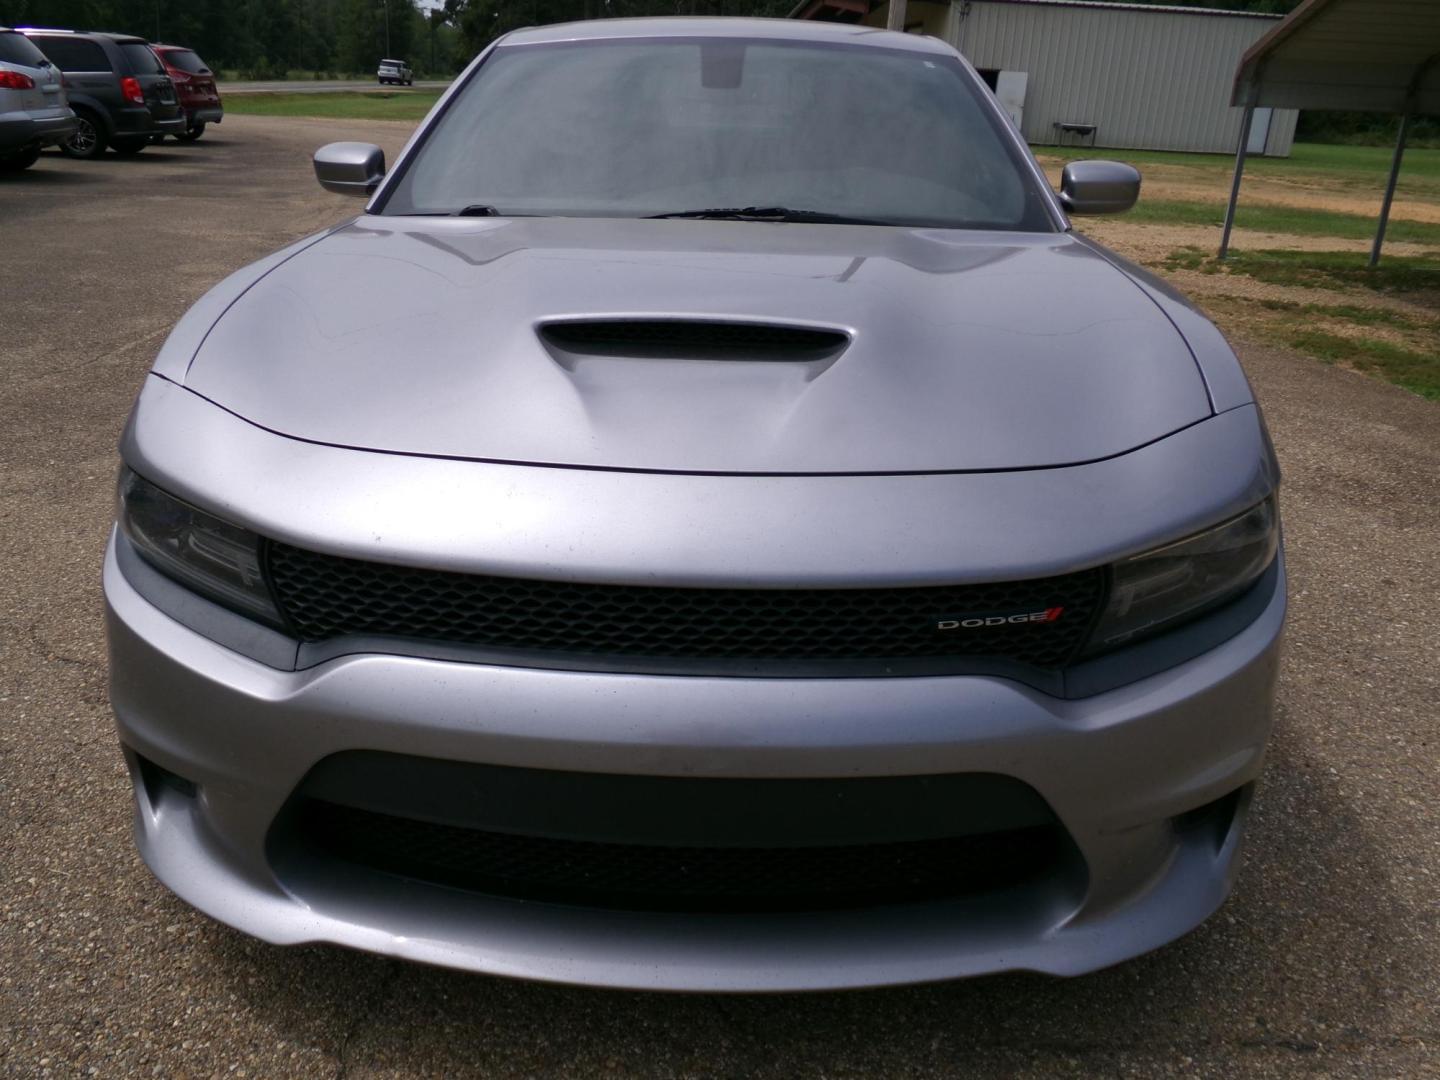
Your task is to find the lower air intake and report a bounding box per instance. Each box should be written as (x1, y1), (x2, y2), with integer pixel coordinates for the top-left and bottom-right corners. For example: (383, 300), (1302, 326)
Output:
(295, 799), (1068, 913)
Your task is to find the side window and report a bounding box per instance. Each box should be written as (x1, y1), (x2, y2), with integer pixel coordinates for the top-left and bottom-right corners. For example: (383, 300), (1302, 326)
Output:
(0, 31), (51, 66)
(32, 36), (112, 73)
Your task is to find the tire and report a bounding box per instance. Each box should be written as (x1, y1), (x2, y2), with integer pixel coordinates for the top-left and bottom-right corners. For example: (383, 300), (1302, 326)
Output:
(0, 144), (41, 172)
(110, 137), (148, 155)
(176, 123), (205, 142)
(60, 110), (107, 160)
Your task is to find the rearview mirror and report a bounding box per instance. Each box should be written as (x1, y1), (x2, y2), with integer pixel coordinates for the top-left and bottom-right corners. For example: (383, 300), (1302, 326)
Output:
(314, 142), (386, 197)
(1057, 160), (1141, 216)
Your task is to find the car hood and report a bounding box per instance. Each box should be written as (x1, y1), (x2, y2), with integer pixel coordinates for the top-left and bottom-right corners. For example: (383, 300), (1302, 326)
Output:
(184, 216), (1211, 474)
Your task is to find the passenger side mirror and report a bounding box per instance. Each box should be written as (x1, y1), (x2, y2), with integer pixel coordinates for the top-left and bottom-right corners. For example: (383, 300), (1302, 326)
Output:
(1057, 160), (1141, 216)
(314, 142), (386, 197)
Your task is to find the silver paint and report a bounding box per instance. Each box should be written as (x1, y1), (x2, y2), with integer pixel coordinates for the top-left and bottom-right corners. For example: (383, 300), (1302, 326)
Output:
(105, 17), (1284, 990)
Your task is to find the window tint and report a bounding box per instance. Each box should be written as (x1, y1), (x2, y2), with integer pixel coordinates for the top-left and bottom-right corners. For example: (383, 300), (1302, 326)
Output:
(119, 42), (165, 74)
(385, 39), (1051, 232)
(0, 31), (50, 67)
(161, 48), (209, 74)
(30, 35), (111, 72)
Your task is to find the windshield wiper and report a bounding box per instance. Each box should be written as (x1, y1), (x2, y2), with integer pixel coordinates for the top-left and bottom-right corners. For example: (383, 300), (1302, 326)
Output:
(647, 206), (884, 225)
(393, 205), (501, 218)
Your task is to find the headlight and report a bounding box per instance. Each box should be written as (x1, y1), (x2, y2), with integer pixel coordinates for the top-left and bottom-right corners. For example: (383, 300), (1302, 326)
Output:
(1087, 498), (1278, 654)
(117, 468), (284, 627)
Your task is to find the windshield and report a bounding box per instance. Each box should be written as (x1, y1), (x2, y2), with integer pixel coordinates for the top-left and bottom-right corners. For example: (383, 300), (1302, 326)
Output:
(0, 30), (50, 67)
(119, 42), (166, 75)
(162, 48), (209, 74)
(381, 38), (1054, 231)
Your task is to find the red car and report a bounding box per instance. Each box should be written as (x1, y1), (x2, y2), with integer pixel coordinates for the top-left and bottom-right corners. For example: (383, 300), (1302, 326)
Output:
(150, 44), (221, 141)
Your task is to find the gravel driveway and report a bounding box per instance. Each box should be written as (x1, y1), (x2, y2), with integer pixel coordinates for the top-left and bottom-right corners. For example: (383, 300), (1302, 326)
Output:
(2, 116), (1437, 1079)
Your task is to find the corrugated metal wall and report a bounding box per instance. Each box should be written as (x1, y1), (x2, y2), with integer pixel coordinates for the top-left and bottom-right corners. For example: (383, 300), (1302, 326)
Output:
(947, 1), (1299, 155)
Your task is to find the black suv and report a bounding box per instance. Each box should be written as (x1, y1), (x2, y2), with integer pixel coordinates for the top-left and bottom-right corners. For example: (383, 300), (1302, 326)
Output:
(22, 29), (184, 157)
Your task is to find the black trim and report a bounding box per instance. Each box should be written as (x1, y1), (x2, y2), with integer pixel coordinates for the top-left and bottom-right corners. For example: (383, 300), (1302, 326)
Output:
(538, 318), (850, 361)
(273, 753), (1081, 913)
(268, 540), (1103, 683)
(1174, 783), (1253, 854)
(296, 751), (1059, 845)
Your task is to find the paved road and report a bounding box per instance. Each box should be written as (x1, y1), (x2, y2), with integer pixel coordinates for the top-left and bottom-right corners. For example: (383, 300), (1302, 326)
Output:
(221, 79), (451, 94)
(2, 116), (1438, 1078)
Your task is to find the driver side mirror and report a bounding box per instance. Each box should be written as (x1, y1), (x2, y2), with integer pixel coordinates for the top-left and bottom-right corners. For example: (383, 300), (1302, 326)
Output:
(314, 142), (386, 197)
(1057, 160), (1141, 216)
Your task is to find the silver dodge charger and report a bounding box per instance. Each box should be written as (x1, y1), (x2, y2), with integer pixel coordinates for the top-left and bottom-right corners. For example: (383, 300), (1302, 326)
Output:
(105, 18), (1285, 991)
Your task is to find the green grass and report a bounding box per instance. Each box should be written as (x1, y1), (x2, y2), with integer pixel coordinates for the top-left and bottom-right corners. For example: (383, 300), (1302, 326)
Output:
(225, 91), (443, 121)
(1127, 198), (1440, 245)
(1158, 247), (1440, 399)
(1163, 247), (1440, 294)
(1286, 329), (1440, 401)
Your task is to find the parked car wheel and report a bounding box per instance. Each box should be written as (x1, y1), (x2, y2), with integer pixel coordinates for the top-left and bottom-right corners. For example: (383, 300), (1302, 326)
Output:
(176, 123), (206, 142)
(110, 137), (148, 155)
(60, 110), (107, 160)
(0, 144), (42, 172)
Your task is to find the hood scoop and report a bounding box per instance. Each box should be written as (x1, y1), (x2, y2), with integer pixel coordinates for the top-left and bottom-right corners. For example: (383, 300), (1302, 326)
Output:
(539, 319), (851, 364)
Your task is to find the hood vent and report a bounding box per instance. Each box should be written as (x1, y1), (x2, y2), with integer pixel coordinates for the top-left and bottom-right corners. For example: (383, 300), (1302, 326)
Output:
(539, 319), (850, 361)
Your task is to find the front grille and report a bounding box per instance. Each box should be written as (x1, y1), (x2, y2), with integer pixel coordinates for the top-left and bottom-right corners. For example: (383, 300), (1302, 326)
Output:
(295, 799), (1066, 912)
(267, 543), (1105, 674)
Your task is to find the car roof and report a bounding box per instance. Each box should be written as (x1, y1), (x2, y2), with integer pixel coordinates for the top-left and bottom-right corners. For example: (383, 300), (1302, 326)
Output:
(16, 28), (151, 43)
(497, 16), (955, 55)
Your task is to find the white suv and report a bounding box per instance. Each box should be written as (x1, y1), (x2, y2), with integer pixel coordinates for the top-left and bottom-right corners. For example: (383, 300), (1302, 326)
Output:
(376, 58), (412, 86)
(0, 28), (75, 171)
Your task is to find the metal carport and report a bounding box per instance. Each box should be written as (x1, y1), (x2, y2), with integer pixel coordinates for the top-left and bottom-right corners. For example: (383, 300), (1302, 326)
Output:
(1220, 0), (1440, 264)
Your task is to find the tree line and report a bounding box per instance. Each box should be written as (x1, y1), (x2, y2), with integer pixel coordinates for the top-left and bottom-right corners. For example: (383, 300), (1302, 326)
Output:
(0, 0), (460, 76)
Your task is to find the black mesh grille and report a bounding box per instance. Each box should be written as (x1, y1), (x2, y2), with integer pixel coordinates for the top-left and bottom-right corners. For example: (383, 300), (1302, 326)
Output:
(267, 543), (1105, 673)
(540, 319), (849, 356)
(296, 799), (1065, 912)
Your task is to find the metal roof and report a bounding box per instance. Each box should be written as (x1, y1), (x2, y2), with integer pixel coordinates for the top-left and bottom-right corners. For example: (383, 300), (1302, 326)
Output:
(791, 0), (1282, 22)
(963, 0), (1280, 19)
(1232, 0), (1440, 113)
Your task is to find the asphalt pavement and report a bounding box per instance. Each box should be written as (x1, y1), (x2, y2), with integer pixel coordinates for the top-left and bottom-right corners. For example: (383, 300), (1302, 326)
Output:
(1, 116), (1437, 1078)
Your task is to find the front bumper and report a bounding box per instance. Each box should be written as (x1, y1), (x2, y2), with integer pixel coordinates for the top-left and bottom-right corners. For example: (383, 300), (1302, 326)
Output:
(105, 529), (1284, 991)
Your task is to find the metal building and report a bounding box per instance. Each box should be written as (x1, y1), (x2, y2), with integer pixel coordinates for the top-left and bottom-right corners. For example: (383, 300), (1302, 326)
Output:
(792, 0), (1301, 156)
